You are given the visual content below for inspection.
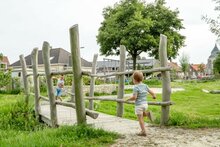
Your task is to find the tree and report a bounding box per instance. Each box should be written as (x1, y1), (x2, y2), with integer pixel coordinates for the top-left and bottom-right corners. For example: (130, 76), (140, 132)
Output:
(202, 0), (220, 36)
(179, 53), (189, 79)
(0, 53), (11, 89)
(214, 53), (220, 74)
(97, 0), (185, 69)
(0, 53), (3, 61)
(0, 70), (11, 89)
(198, 63), (205, 74)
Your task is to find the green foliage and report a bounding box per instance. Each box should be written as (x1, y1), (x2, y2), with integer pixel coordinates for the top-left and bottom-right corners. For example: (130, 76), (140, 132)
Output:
(179, 53), (189, 77)
(0, 125), (119, 147)
(11, 77), (21, 93)
(0, 89), (20, 94)
(85, 91), (112, 96)
(95, 78), (105, 85)
(97, 0), (185, 69)
(0, 99), (45, 131)
(0, 53), (3, 61)
(0, 94), (120, 146)
(39, 77), (47, 92)
(143, 78), (162, 86)
(111, 90), (117, 95)
(0, 69), (11, 89)
(168, 111), (220, 128)
(202, 0), (220, 36)
(63, 75), (73, 86)
(83, 76), (91, 85)
(96, 80), (220, 128)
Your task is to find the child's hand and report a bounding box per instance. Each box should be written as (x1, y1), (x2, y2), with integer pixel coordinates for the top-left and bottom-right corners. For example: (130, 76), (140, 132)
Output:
(152, 95), (156, 99)
(125, 98), (130, 101)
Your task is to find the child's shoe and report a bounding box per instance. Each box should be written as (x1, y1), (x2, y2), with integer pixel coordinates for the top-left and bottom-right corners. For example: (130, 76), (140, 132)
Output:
(136, 131), (147, 137)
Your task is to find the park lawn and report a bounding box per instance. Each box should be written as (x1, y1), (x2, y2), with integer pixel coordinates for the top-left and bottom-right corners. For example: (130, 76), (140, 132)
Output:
(96, 79), (220, 128)
(0, 94), (119, 147)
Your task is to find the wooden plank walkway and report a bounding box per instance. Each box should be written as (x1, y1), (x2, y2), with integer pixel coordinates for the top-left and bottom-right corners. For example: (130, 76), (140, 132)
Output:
(40, 103), (142, 135)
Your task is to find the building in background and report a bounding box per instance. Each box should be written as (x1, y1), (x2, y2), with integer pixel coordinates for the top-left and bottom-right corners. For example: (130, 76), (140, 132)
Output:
(0, 56), (10, 70)
(206, 41), (220, 75)
(189, 64), (206, 79)
(10, 48), (92, 77)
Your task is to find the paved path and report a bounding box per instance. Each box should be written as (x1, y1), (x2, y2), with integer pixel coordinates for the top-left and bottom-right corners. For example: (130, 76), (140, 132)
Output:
(40, 104), (141, 134)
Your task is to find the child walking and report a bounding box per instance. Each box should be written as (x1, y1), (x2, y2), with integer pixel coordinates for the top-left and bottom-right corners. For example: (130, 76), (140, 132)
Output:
(55, 74), (64, 101)
(126, 70), (156, 136)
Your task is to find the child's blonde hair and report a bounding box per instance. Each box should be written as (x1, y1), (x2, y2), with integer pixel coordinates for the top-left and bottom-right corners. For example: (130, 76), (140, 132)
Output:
(132, 71), (144, 82)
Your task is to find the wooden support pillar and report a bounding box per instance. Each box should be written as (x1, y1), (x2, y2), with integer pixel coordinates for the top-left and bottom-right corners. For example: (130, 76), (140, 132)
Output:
(31, 48), (41, 120)
(159, 34), (171, 126)
(89, 54), (98, 110)
(42, 41), (58, 127)
(69, 24), (86, 124)
(19, 54), (30, 106)
(117, 45), (126, 117)
(71, 80), (75, 102)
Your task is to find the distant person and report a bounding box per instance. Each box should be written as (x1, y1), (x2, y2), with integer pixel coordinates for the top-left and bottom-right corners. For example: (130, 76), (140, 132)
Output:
(126, 70), (156, 137)
(55, 74), (64, 101)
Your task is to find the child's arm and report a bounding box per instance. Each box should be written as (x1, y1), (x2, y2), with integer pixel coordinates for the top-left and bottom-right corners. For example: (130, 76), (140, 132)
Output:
(126, 94), (137, 101)
(148, 89), (156, 99)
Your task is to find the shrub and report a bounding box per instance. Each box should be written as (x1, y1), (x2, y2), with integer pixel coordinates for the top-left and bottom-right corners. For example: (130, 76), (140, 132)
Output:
(0, 89), (20, 94)
(0, 99), (45, 131)
(83, 76), (91, 85)
(39, 77), (47, 92)
(0, 69), (11, 89)
(143, 78), (161, 85)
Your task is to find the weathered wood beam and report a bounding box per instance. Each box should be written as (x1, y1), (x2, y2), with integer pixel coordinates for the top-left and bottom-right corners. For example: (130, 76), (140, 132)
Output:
(159, 34), (171, 126)
(51, 70), (73, 76)
(42, 41), (58, 127)
(19, 54), (30, 105)
(84, 97), (174, 106)
(90, 67), (171, 77)
(31, 48), (41, 121)
(117, 45), (126, 117)
(89, 54), (98, 110)
(39, 95), (50, 101)
(69, 24), (86, 124)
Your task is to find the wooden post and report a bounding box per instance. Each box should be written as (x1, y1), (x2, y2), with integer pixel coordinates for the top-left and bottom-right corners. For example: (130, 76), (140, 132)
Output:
(117, 45), (126, 117)
(31, 48), (41, 120)
(159, 34), (171, 126)
(42, 41), (58, 127)
(71, 80), (75, 102)
(19, 54), (30, 105)
(89, 54), (98, 110)
(69, 24), (86, 124)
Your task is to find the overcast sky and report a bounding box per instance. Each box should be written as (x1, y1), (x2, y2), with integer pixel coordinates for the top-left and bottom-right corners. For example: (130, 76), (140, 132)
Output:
(0, 0), (218, 65)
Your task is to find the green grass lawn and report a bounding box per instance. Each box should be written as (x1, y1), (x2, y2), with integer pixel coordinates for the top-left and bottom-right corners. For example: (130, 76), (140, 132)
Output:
(0, 94), (119, 147)
(96, 79), (220, 128)
(0, 79), (219, 146)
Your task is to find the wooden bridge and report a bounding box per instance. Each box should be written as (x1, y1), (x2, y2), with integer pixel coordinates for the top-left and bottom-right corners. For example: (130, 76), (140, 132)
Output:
(19, 24), (173, 128)
(40, 103), (141, 134)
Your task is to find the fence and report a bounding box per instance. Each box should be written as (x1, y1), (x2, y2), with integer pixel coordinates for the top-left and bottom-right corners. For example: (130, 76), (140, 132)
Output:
(20, 24), (172, 128)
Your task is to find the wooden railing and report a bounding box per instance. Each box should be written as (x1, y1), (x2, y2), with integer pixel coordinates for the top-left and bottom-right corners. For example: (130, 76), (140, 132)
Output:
(20, 24), (172, 127)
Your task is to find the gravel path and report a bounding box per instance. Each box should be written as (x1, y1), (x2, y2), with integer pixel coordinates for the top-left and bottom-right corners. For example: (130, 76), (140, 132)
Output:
(111, 126), (220, 147)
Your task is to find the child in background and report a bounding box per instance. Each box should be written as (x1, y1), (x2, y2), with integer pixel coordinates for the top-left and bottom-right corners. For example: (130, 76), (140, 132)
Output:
(126, 71), (156, 136)
(55, 74), (64, 101)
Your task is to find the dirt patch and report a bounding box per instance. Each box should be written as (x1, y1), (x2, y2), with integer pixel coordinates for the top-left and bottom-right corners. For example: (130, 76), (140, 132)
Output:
(111, 127), (220, 147)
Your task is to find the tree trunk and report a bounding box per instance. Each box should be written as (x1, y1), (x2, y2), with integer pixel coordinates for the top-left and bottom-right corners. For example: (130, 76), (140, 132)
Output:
(132, 54), (137, 70)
